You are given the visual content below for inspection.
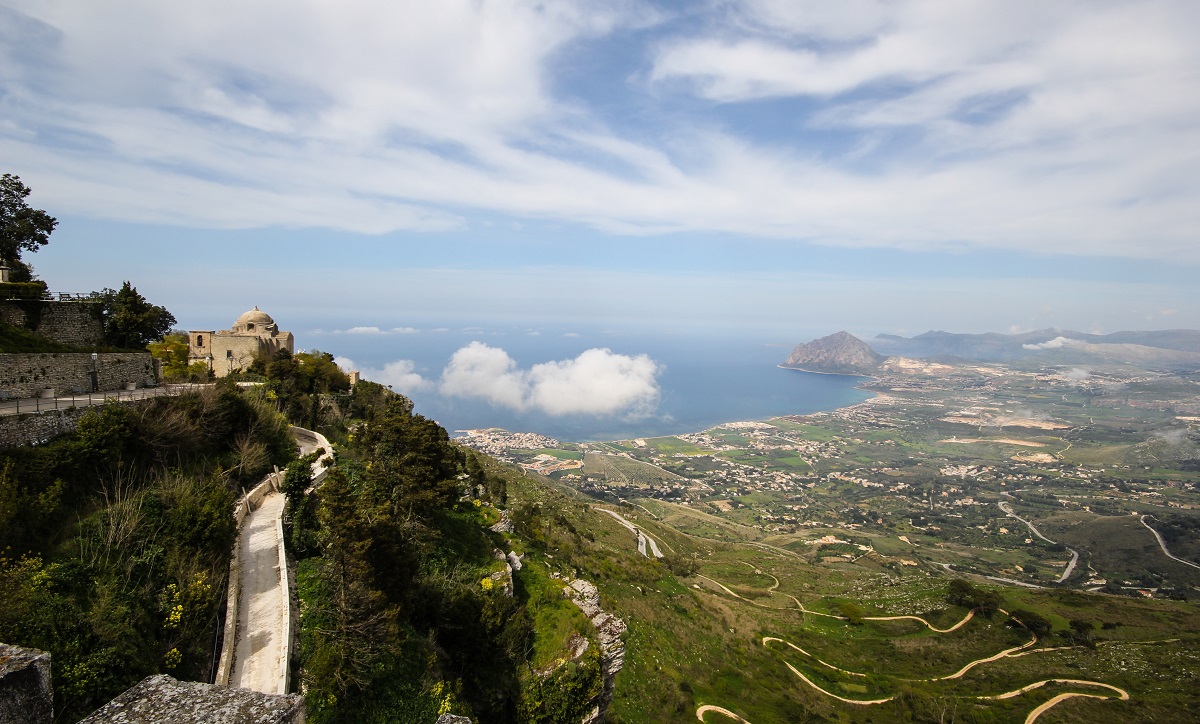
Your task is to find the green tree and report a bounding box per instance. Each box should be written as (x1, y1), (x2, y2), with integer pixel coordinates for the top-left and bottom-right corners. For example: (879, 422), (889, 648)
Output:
(1008, 608), (1052, 638)
(95, 282), (177, 350)
(148, 332), (202, 381)
(258, 349), (351, 430)
(0, 174), (57, 282)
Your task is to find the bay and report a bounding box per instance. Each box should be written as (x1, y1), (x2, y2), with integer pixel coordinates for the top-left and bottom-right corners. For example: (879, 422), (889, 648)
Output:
(307, 323), (871, 442)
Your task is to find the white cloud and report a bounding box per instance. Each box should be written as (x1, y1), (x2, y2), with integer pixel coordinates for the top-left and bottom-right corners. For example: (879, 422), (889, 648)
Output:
(3, 1), (1199, 262)
(1022, 336), (1079, 350)
(439, 342), (530, 410)
(335, 356), (432, 394)
(439, 341), (660, 416)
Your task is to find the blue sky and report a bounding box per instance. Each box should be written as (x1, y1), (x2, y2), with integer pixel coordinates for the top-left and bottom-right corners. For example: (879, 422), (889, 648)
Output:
(4, 0), (1199, 341)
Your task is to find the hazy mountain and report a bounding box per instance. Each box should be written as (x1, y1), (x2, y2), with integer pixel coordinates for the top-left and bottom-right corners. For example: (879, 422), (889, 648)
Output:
(870, 328), (1200, 368)
(782, 331), (885, 375)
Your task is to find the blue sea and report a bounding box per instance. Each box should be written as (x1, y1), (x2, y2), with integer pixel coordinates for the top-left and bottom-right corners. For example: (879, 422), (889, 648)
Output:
(307, 323), (871, 442)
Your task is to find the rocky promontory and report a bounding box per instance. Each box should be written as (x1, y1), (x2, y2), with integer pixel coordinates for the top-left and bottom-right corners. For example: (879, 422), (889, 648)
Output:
(781, 331), (885, 375)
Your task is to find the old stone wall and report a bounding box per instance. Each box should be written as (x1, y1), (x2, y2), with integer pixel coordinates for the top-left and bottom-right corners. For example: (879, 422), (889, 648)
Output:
(0, 300), (104, 347)
(0, 352), (156, 398)
(0, 397), (167, 448)
(0, 406), (88, 448)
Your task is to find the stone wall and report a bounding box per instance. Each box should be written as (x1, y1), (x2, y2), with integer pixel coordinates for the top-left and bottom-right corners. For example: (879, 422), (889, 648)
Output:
(0, 352), (156, 398)
(0, 406), (89, 448)
(0, 300), (104, 347)
(0, 396), (170, 448)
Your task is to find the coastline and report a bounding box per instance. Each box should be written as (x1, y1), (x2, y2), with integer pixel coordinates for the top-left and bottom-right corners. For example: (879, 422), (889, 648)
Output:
(561, 370), (885, 444)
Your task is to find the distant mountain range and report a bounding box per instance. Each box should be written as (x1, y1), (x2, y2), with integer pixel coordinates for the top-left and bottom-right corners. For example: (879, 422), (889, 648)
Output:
(871, 328), (1200, 367)
(783, 328), (1200, 373)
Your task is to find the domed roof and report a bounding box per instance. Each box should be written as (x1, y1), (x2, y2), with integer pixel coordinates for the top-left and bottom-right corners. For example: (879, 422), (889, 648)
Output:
(234, 306), (275, 328)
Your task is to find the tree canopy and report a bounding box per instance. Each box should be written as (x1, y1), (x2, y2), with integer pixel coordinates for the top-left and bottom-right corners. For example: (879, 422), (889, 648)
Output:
(0, 174), (56, 281)
(95, 282), (177, 350)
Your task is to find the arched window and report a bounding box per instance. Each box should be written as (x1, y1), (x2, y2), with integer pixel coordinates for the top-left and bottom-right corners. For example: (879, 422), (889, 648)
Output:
(196, 334), (204, 347)
(246, 323), (255, 331)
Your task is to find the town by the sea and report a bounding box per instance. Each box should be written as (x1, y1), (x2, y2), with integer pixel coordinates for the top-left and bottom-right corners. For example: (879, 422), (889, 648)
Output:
(308, 322), (871, 442)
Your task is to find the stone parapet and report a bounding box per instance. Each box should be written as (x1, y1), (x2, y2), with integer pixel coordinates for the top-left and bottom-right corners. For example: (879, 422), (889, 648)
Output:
(0, 352), (156, 398)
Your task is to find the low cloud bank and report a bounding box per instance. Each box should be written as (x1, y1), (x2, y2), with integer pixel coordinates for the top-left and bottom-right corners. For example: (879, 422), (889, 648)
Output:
(336, 343), (663, 417)
(1023, 336), (1081, 350)
(440, 342), (661, 416)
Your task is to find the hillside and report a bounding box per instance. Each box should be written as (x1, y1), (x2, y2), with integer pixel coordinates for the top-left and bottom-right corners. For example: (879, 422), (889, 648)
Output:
(782, 331), (885, 375)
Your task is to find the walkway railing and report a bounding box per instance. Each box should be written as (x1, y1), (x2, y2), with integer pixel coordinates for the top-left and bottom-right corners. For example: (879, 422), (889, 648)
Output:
(0, 384), (208, 416)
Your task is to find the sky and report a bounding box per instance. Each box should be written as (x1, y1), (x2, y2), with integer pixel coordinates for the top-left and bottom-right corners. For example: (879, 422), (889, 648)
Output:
(4, 0), (1200, 346)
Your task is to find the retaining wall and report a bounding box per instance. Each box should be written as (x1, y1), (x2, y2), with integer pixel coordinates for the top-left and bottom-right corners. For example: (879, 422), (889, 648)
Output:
(0, 300), (104, 347)
(0, 395), (169, 448)
(0, 352), (156, 398)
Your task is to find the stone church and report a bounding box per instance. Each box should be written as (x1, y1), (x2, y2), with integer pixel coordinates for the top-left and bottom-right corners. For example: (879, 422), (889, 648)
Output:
(188, 307), (294, 377)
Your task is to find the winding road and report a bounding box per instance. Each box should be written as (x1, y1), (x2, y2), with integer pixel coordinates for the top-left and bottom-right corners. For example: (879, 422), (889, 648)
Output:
(694, 571), (1130, 724)
(596, 507), (664, 558)
(998, 501), (1079, 583)
(1140, 515), (1200, 570)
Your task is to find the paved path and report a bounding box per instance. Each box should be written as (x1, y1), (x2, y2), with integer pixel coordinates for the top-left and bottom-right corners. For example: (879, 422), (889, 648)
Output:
(1141, 515), (1200, 569)
(229, 491), (288, 694)
(0, 384), (195, 416)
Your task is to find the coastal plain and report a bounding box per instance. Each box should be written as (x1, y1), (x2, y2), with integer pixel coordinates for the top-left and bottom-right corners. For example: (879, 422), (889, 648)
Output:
(459, 357), (1200, 722)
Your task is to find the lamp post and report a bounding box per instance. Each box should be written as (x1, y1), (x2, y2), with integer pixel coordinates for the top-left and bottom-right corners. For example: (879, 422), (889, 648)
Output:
(90, 352), (99, 394)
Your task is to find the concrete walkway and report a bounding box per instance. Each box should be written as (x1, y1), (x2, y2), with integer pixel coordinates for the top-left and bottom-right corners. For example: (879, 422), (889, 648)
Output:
(229, 491), (288, 694)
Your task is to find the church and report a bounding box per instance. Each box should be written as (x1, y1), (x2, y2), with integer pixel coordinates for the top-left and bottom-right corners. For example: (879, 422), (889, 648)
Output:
(188, 307), (294, 377)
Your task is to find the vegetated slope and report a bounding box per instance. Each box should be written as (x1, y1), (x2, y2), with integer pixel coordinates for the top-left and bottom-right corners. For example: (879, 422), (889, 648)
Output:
(290, 398), (663, 723)
(580, 497), (1200, 723)
(0, 383), (296, 722)
(782, 332), (885, 375)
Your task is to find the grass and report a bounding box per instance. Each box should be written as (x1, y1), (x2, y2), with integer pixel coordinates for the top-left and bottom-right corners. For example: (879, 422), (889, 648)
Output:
(583, 452), (683, 486)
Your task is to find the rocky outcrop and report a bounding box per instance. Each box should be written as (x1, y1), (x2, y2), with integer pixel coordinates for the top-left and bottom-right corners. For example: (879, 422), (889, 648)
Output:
(80, 674), (304, 723)
(490, 509), (513, 534)
(0, 643), (52, 724)
(560, 578), (627, 723)
(782, 331), (884, 375)
(491, 549), (515, 598)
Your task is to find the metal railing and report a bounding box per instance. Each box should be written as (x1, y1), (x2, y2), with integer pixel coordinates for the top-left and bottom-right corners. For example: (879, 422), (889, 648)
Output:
(0, 290), (97, 302)
(0, 384), (207, 416)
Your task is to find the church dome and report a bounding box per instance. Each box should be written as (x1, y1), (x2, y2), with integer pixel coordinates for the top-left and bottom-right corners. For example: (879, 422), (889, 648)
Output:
(233, 306), (275, 331)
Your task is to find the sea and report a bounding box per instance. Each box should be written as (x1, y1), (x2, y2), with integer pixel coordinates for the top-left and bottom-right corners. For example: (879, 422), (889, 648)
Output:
(307, 323), (872, 443)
